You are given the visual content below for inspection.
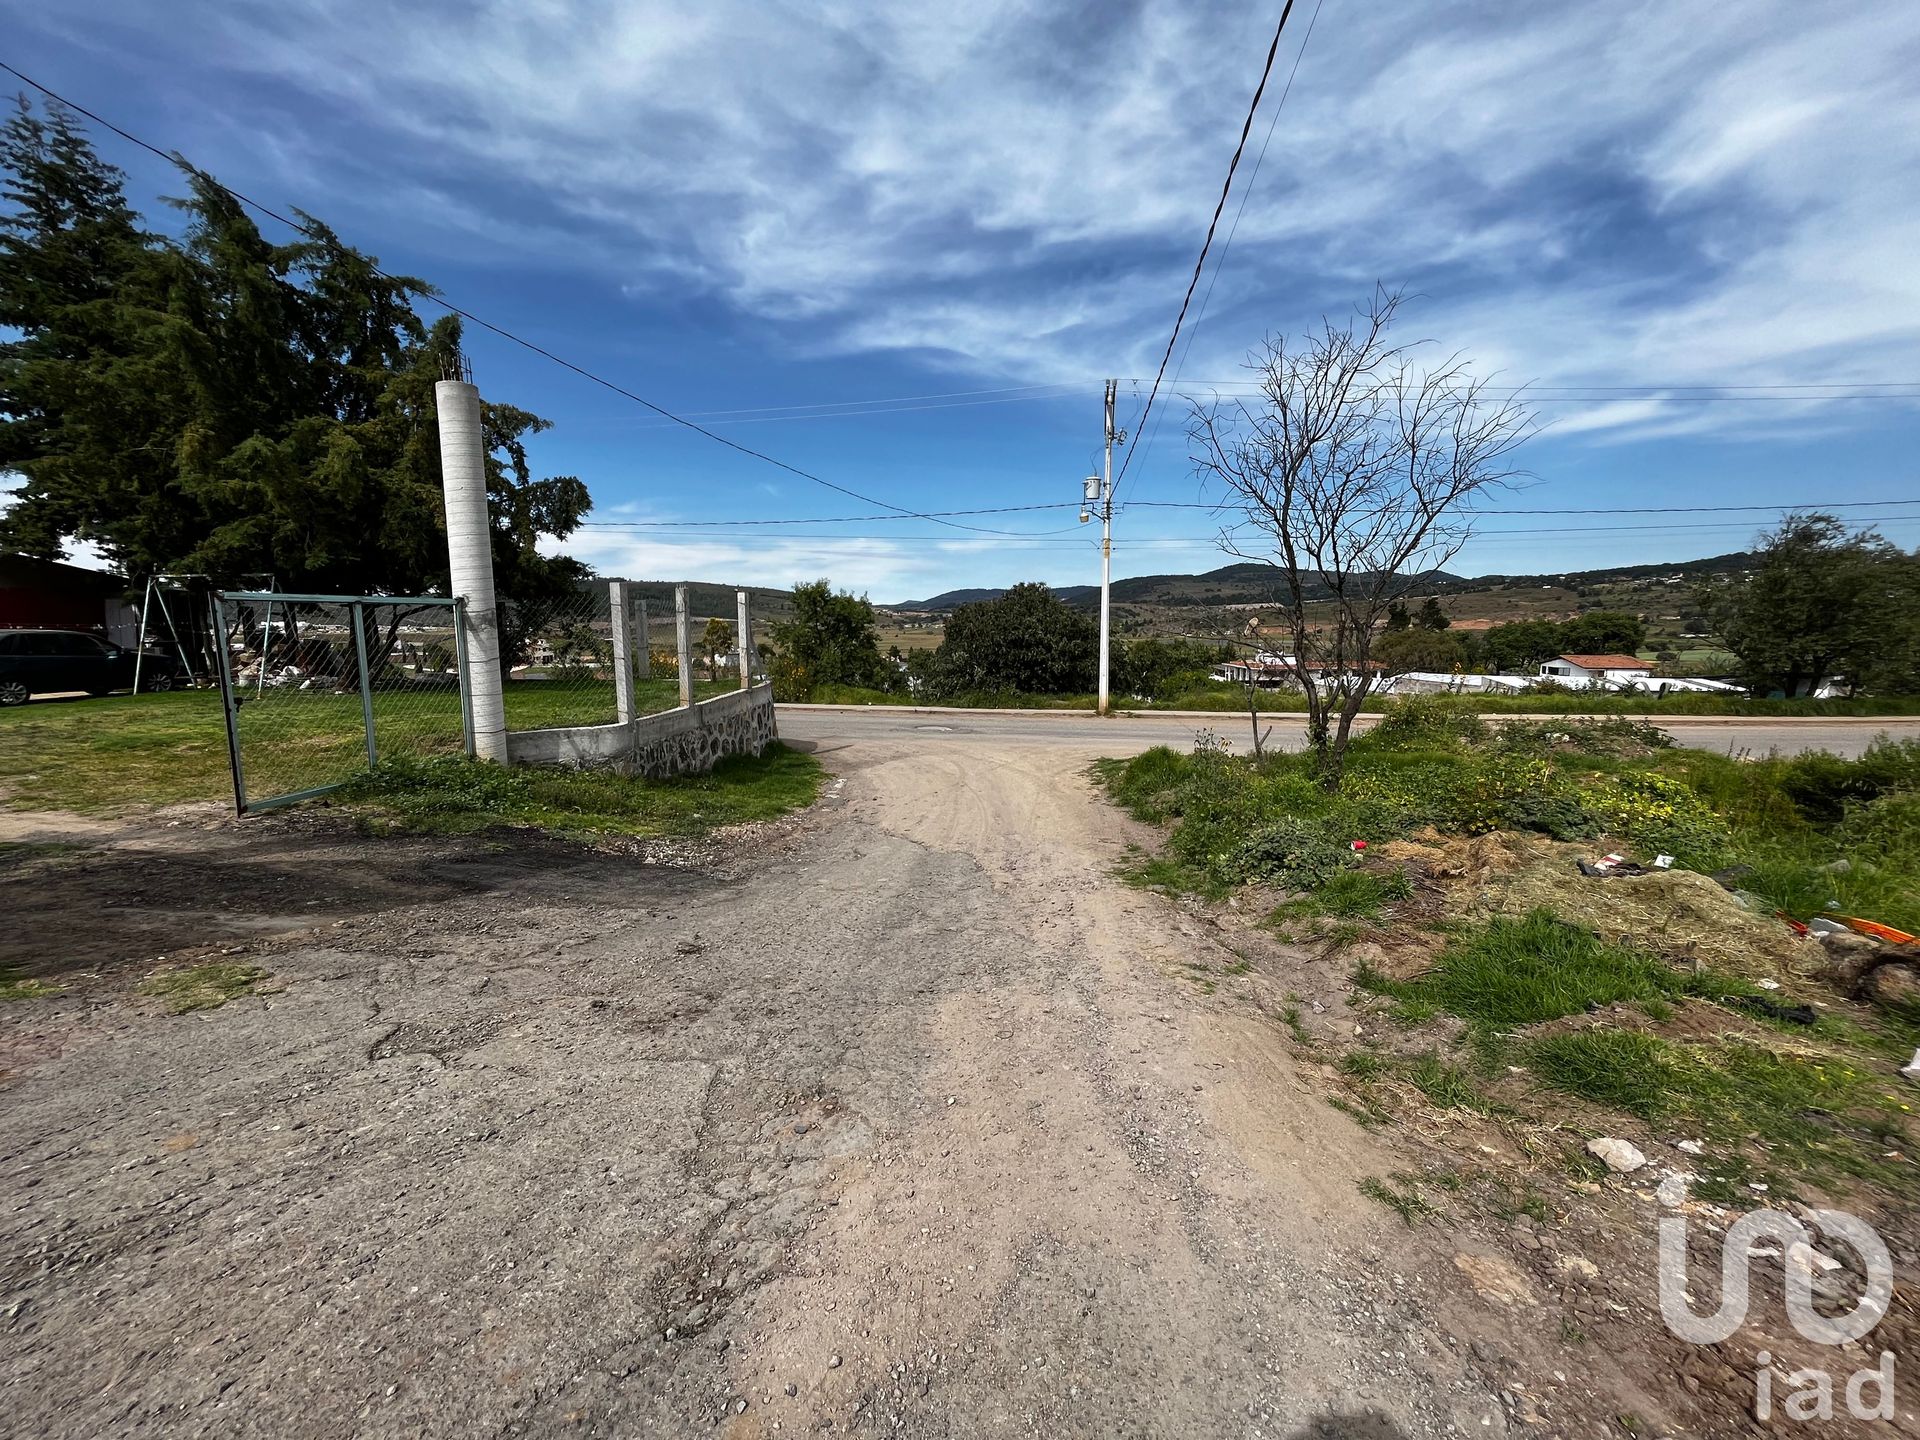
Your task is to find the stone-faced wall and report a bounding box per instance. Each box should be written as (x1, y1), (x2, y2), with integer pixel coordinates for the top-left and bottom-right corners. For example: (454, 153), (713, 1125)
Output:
(503, 682), (777, 778)
(629, 682), (777, 779)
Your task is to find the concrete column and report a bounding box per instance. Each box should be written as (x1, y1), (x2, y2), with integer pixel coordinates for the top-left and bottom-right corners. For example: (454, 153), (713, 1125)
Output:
(736, 589), (752, 690)
(609, 579), (634, 723)
(634, 599), (652, 679)
(675, 583), (694, 709)
(436, 379), (507, 761)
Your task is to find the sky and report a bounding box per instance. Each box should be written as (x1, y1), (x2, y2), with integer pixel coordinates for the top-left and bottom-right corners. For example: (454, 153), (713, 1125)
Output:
(5, 0), (1918, 603)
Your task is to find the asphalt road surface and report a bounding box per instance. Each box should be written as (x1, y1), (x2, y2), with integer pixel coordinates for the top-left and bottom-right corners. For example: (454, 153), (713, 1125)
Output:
(780, 703), (1920, 759)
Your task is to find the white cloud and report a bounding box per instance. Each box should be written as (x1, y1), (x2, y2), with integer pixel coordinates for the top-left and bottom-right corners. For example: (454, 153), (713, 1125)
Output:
(41, 0), (1920, 432)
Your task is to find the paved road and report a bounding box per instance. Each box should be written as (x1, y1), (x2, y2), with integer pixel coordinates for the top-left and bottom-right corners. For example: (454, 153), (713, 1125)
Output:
(780, 704), (1920, 759)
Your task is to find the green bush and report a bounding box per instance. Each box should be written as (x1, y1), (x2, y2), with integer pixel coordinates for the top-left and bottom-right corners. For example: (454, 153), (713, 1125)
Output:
(1837, 790), (1920, 864)
(1776, 738), (1920, 824)
(1230, 815), (1353, 889)
(1367, 696), (1489, 751)
(1581, 771), (1730, 863)
(1493, 716), (1672, 758)
(1505, 790), (1601, 841)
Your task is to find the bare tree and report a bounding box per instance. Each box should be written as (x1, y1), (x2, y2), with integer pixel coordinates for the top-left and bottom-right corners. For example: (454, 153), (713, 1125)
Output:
(1188, 288), (1534, 787)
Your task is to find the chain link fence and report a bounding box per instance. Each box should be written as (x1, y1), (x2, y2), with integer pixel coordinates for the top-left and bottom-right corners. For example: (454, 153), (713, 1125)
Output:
(214, 592), (469, 812)
(501, 580), (763, 736)
(500, 583), (619, 730)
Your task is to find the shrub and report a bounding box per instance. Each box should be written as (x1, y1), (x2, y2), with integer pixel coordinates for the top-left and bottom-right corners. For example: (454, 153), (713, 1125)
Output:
(1505, 790), (1601, 841)
(1230, 816), (1353, 889)
(1493, 716), (1672, 758)
(1447, 756), (1558, 835)
(1836, 790), (1920, 864)
(1581, 771), (1730, 862)
(1776, 738), (1920, 824)
(1368, 696), (1488, 751)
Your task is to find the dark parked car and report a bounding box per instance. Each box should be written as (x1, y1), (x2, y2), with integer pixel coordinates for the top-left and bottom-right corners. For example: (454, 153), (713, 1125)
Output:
(0, 629), (183, 705)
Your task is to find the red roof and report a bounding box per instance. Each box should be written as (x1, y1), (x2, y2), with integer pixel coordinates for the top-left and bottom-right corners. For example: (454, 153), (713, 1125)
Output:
(1558, 653), (1647, 670)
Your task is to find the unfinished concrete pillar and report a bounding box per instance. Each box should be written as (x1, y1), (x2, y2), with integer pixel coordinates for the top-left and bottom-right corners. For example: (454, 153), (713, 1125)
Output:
(736, 589), (752, 690)
(609, 579), (634, 723)
(634, 599), (652, 679)
(675, 584), (694, 709)
(436, 378), (507, 761)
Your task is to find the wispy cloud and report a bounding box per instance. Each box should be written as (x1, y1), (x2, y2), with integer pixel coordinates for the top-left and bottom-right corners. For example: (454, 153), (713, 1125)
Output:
(30, 0), (1920, 448)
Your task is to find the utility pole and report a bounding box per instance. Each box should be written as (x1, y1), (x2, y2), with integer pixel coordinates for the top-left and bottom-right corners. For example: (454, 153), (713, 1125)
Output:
(1094, 378), (1118, 716)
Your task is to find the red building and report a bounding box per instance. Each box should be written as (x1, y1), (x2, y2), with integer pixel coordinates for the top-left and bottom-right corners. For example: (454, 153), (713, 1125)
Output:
(0, 554), (138, 643)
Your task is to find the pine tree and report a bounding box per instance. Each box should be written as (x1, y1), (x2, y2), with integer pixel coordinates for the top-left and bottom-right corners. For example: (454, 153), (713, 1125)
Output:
(0, 97), (592, 621)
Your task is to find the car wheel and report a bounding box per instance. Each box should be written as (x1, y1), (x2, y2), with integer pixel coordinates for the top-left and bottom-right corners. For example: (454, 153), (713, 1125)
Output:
(0, 679), (28, 707)
(143, 673), (175, 693)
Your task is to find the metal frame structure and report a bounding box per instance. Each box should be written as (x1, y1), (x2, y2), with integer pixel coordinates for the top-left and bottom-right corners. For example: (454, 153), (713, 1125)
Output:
(135, 571), (274, 693)
(212, 590), (470, 815)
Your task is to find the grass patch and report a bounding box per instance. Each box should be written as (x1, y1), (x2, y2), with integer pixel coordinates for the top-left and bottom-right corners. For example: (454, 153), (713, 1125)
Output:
(1359, 1174), (1435, 1225)
(1527, 1027), (1910, 1195)
(1357, 909), (1756, 1028)
(138, 961), (271, 1013)
(0, 970), (60, 1000)
(0, 682), (741, 814)
(1272, 868), (1412, 921)
(1404, 1052), (1495, 1112)
(341, 743), (823, 838)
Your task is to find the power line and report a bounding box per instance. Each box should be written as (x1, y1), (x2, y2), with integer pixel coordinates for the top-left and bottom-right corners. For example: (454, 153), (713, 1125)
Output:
(1147, 377), (1920, 392)
(1110, 0), (1304, 502)
(573, 495), (1915, 529)
(1127, 497), (1919, 516)
(1127, 0), (1326, 493)
(566, 514), (1920, 547)
(0, 60), (1060, 541)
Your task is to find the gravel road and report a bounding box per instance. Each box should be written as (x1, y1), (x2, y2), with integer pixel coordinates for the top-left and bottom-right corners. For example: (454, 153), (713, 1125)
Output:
(2, 729), (1707, 1437)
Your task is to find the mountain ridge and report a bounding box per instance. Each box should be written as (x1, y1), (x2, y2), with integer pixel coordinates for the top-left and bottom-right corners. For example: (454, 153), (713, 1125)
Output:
(882, 552), (1756, 612)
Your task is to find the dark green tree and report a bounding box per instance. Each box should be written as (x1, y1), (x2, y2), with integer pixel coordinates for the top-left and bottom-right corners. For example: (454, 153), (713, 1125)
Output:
(1114, 636), (1227, 700)
(1414, 596), (1450, 630)
(1382, 600), (1411, 632)
(0, 97), (590, 634)
(767, 579), (887, 699)
(1561, 609), (1647, 655)
(932, 583), (1096, 696)
(1482, 618), (1566, 672)
(1698, 514), (1911, 696)
(1375, 626), (1465, 675)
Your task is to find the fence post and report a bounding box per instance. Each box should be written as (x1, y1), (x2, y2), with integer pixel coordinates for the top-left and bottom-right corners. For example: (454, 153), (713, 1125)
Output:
(635, 599), (652, 679)
(609, 579), (635, 723)
(351, 601), (379, 768)
(675, 584), (694, 709)
(436, 378), (509, 761)
(212, 593), (249, 815)
(737, 589), (752, 690)
(453, 598), (476, 758)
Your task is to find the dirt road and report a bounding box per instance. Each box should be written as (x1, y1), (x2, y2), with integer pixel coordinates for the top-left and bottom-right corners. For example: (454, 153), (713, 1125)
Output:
(4, 735), (1680, 1438)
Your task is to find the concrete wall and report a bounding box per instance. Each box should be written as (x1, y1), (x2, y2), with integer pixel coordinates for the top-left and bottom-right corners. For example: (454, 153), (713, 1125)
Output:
(503, 682), (776, 778)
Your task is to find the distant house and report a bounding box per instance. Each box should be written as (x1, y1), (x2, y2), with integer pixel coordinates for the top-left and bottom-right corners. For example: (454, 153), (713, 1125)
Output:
(0, 554), (137, 644)
(1538, 653), (1651, 683)
(1212, 654), (1386, 689)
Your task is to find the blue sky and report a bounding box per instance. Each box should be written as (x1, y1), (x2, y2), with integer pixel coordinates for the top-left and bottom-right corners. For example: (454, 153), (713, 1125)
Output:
(7, 0), (1918, 602)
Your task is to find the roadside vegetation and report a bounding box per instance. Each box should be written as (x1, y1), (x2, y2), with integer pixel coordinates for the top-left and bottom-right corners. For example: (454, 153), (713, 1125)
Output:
(0, 683), (737, 814)
(339, 744), (823, 839)
(1098, 699), (1920, 1204)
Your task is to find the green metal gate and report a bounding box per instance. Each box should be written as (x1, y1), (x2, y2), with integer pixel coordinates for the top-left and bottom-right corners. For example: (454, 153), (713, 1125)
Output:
(213, 591), (472, 815)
